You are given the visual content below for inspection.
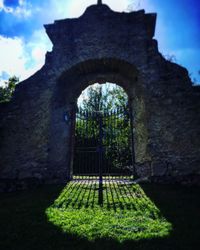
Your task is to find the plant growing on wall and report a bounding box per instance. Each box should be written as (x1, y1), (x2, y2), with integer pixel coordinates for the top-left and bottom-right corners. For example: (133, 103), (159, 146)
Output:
(0, 76), (19, 103)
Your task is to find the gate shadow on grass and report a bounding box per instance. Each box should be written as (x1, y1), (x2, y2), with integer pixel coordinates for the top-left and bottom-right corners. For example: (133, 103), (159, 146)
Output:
(46, 179), (172, 243)
(0, 183), (200, 250)
(53, 179), (143, 210)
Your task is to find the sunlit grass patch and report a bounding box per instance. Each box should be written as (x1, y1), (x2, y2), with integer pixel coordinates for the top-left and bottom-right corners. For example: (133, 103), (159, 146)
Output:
(46, 180), (172, 242)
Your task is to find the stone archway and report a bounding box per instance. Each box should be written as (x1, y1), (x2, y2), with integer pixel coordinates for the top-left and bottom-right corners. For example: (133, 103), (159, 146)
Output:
(49, 58), (150, 181)
(0, 3), (200, 190)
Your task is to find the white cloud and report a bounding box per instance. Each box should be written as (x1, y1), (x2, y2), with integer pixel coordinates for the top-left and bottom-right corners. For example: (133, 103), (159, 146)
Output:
(0, 0), (33, 18)
(0, 30), (52, 86)
(39, 0), (130, 23)
(0, 0), (3, 9)
(14, 5), (32, 18)
(65, 0), (130, 18)
(26, 29), (52, 66)
(42, 0), (155, 24)
(0, 36), (26, 85)
(19, 0), (25, 5)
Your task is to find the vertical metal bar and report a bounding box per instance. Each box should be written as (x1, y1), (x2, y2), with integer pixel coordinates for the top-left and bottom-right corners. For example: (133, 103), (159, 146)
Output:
(105, 110), (109, 176)
(69, 104), (76, 180)
(119, 108), (123, 176)
(98, 112), (103, 206)
(79, 109), (81, 176)
(108, 110), (111, 176)
(79, 109), (82, 176)
(129, 104), (136, 179)
(115, 108), (118, 176)
(86, 110), (89, 176)
(95, 112), (98, 175)
(76, 110), (79, 176)
(84, 110), (87, 176)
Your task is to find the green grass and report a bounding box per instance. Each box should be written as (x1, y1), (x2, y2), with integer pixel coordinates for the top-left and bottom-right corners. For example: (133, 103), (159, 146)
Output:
(46, 180), (171, 242)
(0, 182), (200, 250)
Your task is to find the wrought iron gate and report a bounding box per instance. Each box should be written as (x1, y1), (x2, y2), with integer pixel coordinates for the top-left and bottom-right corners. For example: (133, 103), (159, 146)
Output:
(73, 107), (135, 179)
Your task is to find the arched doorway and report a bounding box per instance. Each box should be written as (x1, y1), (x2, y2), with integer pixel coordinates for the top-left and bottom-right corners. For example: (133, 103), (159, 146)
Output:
(73, 82), (135, 180)
(52, 58), (149, 182)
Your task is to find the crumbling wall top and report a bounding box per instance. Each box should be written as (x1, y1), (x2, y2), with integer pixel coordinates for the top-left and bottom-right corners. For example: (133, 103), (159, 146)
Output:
(44, 4), (156, 46)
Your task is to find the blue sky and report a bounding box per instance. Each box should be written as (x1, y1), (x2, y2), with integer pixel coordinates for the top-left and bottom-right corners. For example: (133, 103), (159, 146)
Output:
(0, 0), (199, 85)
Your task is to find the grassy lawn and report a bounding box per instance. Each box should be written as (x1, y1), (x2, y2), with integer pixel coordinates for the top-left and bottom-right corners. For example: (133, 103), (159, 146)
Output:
(46, 180), (171, 242)
(0, 181), (200, 250)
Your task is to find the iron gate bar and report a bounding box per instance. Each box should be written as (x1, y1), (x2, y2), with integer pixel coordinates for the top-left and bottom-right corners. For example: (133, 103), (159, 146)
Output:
(129, 105), (136, 178)
(98, 111), (103, 206)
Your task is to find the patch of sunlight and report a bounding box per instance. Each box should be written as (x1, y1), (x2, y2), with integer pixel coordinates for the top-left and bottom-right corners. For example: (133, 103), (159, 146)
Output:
(46, 179), (172, 242)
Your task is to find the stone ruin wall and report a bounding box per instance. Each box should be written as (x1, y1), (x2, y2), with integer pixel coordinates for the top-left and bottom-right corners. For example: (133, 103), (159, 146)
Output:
(0, 4), (200, 191)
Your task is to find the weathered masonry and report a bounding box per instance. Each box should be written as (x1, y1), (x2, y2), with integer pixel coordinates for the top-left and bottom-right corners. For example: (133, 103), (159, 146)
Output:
(0, 3), (200, 191)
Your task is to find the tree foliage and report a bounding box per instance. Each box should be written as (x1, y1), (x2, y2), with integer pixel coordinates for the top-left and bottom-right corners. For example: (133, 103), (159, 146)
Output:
(0, 76), (19, 103)
(78, 83), (128, 112)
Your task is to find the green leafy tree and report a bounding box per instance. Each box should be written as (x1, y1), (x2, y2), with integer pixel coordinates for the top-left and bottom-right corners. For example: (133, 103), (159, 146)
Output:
(79, 83), (128, 112)
(0, 76), (19, 103)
